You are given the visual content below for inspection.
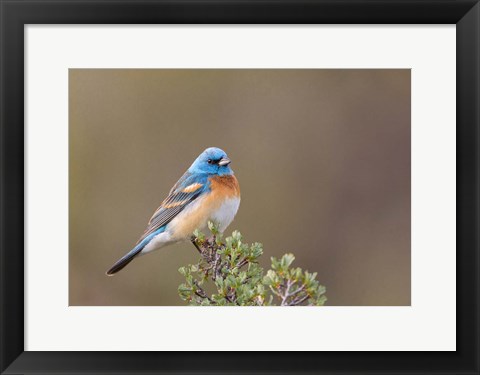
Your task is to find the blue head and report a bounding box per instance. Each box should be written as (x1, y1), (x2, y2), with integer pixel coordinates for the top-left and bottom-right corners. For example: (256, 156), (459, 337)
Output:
(188, 147), (234, 176)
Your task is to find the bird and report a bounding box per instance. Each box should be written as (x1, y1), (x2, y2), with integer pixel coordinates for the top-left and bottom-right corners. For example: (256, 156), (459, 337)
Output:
(106, 147), (240, 275)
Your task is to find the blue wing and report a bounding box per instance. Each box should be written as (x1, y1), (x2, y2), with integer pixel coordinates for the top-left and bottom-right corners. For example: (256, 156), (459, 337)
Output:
(136, 172), (209, 244)
(106, 172), (209, 275)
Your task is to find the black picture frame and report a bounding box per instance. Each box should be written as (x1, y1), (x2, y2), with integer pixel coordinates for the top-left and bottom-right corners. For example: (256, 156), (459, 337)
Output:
(1, 1), (478, 374)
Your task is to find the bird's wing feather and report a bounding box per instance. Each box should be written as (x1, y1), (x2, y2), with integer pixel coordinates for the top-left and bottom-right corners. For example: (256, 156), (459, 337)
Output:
(135, 172), (208, 244)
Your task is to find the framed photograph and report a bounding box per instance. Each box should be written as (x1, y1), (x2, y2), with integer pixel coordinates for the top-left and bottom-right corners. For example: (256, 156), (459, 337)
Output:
(1, 0), (479, 374)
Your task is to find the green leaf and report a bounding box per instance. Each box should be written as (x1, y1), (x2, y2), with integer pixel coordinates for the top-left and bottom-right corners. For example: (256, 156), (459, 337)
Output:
(178, 267), (187, 276)
(208, 220), (219, 235)
(231, 230), (242, 242)
(281, 253), (295, 269)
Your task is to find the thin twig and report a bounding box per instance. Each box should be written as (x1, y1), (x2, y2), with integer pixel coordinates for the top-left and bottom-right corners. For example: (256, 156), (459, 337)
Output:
(280, 279), (293, 306)
(286, 284), (305, 298)
(269, 285), (283, 299)
(289, 294), (310, 306)
(236, 257), (248, 269)
(225, 289), (240, 305)
(212, 252), (222, 281)
(193, 280), (216, 304)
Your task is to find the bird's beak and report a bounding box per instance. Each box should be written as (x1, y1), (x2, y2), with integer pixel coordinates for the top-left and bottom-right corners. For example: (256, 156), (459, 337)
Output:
(218, 157), (231, 166)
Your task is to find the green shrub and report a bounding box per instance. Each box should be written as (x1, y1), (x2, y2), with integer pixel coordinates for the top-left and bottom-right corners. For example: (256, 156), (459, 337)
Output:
(178, 222), (327, 306)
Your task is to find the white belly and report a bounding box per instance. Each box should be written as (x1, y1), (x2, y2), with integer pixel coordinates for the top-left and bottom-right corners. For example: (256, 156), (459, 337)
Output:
(211, 197), (241, 232)
(140, 196), (240, 255)
(168, 195), (240, 235)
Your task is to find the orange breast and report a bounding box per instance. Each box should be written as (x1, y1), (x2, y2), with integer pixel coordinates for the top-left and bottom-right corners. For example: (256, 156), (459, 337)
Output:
(168, 174), (240, 239)
(209, 175), (240, 198)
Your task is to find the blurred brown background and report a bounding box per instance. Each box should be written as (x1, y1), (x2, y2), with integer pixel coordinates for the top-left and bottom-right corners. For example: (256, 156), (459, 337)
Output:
(69, 69), (410, 306)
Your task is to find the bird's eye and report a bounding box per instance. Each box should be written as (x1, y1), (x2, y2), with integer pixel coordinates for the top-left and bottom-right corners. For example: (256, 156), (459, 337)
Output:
(207, 159), (213, 164)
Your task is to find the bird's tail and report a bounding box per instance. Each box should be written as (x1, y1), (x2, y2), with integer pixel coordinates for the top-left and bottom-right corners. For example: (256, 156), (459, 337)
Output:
(106, 228), (166, 276)
(106, 245), (144, 276)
